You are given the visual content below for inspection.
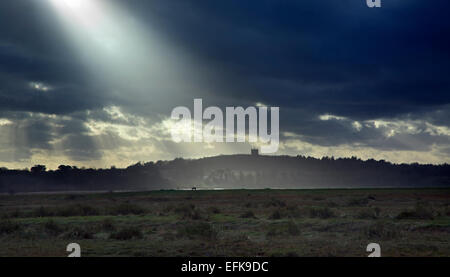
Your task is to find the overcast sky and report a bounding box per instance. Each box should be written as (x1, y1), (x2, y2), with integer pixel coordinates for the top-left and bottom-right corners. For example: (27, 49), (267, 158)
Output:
(0, 0), (449, 169)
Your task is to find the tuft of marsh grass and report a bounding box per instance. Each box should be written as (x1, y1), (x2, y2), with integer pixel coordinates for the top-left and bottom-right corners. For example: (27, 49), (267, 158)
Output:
(363, 221), (400, 240)
(346, 198), (369, 207)
(356, 207), (381, 219)
(108, 203), (146, 216)
(240, 210), (257, 219)
(63, 226), (95, 239)
(100, 218), (116, 231)
(44, 220), (63, 235)
(177, 222), (218, 240)
(309, 207), (336, 219)
(110, 227), (143, 240)
(265, 198), (287, 208)
(207, 207), (221, 214)
(173, 204), (203, 220)
(267, 220), (300, 237)
(396, 202), (435, 220)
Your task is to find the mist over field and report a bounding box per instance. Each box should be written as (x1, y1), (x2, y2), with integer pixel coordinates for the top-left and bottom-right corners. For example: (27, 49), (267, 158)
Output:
(1, 154), (449, 194)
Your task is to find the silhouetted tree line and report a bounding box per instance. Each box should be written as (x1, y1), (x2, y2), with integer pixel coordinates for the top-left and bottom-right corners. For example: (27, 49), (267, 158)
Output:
(0, 162), (169, 193)
(1, 155), (449, 193)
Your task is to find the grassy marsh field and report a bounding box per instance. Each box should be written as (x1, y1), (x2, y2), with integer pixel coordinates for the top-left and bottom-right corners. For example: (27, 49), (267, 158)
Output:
(0, 189), (449, 257)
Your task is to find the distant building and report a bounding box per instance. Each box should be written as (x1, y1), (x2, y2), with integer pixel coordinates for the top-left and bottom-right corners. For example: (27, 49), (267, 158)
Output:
(251, 148), (259, 156)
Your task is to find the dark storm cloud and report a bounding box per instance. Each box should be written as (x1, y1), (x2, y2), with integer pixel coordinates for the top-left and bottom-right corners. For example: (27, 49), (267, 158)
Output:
(0, 77), (107, 115)
(0, 0), (115, 116)
(0, 0), (95, 70)
(125, 0), (450, 119)
(117, 0), (450, 152)
(3, 0), (450, 118)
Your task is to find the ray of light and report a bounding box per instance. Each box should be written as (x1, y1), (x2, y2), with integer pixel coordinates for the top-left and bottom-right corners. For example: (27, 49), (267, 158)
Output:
(46, 0), (213, 163)
(47, 0), (203, 102)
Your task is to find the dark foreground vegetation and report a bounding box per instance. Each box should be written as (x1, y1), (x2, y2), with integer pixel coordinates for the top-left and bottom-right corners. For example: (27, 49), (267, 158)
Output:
(0, 189), (449, 257)
(1, 155), (450, 193)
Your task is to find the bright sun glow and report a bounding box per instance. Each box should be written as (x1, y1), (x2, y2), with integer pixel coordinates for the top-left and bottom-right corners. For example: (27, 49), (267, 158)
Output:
(63, 0), (89, 10)
(49, 0), (103, 29)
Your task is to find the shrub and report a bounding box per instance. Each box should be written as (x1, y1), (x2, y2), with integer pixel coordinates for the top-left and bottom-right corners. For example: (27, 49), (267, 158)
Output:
(34, 206), (54, 217)
(0, 219), (21, 235)
(267, 220), (300, 237)
(241, 211), (257, 219)
(177, 222), (217, 240)
(285, 205), (304, 218)
(208, 207), (221, 214)
(285, 251), (299, 257)
(266, 198), (286, 208)
(7, 209), (23, 219)
(101, 218), (116, 231)
(174, 204), (195, 214)
(326, 201), (339, 208)
(356, 208), (380, 219)
(57, 205), (99, 217)
(396, 202), (435, 220)
(347, 198), (369, 207)
(77, 205), (99, 216)
(109, 203), (146, 215)
(174, 204), (202, 220)
(163, 204), (175, 213)
(0, 209), (24, 219)
(110, 227), (143, 240)
(269, 210), (283, 220)
(363, 222), (399, 240)
(190, 210), (203, 220)
(244, 202), (253, 208)
(266, 228), (278, 237)
(309, 207), (336, 219)
(286, 204), (299, 211)
(44, 220), (63, 235)
(63, 226), (94, 239)
(286, 221), (300, 236)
